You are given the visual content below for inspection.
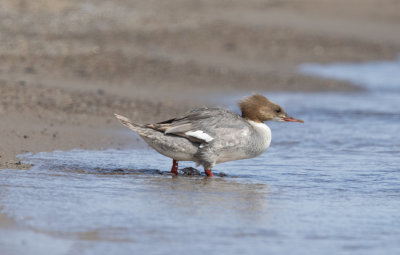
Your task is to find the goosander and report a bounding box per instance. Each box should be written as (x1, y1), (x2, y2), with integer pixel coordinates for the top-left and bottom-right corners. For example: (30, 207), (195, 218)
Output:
(115, 94), (303, 177)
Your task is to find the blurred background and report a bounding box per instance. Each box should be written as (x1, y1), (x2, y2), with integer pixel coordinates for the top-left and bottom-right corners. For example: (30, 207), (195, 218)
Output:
(0, 0), (399, 163)
(1, 1), (400, 254)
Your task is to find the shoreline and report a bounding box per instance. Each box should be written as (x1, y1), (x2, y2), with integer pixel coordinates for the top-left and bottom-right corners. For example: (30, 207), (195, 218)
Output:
(0, 80), (359, 170)
(1, 0), (399, 169)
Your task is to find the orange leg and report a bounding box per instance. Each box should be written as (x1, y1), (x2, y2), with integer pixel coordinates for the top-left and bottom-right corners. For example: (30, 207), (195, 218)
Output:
(205, 169), (214, 177)
(170, 159), (179, 175)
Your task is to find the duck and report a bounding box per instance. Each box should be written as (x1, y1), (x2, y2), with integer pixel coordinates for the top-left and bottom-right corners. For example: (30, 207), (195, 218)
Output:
(114, 94), (303, 177)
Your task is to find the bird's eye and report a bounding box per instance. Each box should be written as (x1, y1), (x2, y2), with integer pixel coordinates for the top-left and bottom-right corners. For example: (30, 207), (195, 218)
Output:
(276, 108), (281, 113)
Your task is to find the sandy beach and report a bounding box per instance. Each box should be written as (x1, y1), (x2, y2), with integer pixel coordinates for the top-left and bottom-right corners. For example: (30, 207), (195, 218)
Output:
(1, 0), (400, 169)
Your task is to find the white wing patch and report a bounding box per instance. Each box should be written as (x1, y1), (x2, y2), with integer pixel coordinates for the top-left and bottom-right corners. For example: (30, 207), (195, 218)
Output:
(185, 130), (214, 142)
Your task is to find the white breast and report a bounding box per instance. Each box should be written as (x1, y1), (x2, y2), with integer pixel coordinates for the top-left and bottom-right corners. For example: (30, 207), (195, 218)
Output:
(248, 120), (272, 153)
(216, 120), (272, 164)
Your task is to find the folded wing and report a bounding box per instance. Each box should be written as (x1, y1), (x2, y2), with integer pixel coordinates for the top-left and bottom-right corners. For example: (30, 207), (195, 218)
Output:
(146, 107), (250, 144)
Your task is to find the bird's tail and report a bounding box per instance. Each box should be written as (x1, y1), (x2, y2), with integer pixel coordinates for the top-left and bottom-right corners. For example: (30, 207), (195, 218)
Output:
(114, 113), (144, 131)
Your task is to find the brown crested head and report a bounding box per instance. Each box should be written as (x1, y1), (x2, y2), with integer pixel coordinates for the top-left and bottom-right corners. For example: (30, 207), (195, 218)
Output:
(239, 94), (304, 123)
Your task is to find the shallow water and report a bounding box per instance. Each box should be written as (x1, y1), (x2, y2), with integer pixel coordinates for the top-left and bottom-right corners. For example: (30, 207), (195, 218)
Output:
(298, 54), (400, 92)
(1, 58), (400, 254)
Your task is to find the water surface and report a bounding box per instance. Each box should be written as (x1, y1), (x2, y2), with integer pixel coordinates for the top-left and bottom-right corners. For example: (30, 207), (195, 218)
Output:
(1, 57), (400, 254)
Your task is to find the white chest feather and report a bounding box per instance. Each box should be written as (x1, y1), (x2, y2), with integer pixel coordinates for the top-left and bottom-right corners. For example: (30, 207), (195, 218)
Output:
(216, 120), (271, 164)
(248, 120), (272, 151)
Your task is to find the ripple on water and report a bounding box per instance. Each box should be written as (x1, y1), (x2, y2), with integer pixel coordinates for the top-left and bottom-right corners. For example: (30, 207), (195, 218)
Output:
(2, 57), (400, 254)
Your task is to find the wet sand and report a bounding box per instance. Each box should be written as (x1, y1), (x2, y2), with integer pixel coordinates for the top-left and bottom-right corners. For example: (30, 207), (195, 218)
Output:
(1, 0), (400, 168)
